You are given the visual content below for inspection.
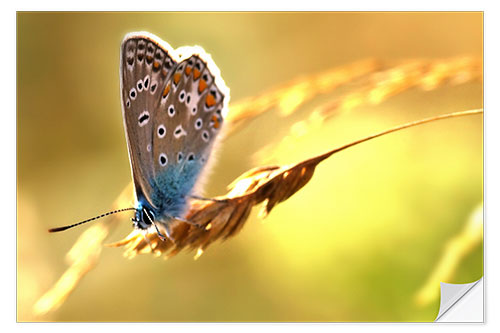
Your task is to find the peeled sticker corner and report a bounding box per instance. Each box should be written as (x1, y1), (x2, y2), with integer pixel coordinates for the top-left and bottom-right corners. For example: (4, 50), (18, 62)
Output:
(435, 277), (483, 322)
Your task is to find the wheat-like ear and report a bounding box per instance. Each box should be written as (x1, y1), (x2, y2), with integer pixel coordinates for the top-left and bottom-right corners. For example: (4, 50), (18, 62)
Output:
(253, 56), (482, 163)
(227, 56), (481, 143)
(225, 59), (380, 134)
(107, 109), (483, 259)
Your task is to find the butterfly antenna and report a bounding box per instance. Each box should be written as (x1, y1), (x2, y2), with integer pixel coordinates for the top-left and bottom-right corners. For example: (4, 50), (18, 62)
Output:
(48, 207), (138, 233)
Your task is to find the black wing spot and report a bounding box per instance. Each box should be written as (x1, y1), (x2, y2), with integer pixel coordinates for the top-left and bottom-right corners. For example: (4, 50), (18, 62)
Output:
(202, 131), (209, 142)
(159, 153), (168, 166)
(130, 88), (137, 99)
(138, 112), (150, 126)
(157, 124), (166, 138)
(168, 105), (175, 117)
(195, 118), (203, 130)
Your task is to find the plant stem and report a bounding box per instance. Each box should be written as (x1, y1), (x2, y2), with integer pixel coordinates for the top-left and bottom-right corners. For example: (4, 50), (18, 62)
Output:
(310, 109), (483, 165)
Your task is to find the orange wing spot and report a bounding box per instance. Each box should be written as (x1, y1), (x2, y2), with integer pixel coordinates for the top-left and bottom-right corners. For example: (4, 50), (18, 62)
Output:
(146, 55), (153, 63)
(205, 93), (216, 107)
(198, 79), (207, 93)
(211, 115), (220, 129)
(185, 66), (192, 75)
(153, 61), (160, 69)
(173, 73), (181, 85)
(162, 68), (168, 76)
(162, 84), (170, 98)
(193, 68), (201, 80)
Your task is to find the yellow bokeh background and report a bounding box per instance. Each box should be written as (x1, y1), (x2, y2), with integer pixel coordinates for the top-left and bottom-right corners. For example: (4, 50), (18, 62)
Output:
(17, 12), (483, 321)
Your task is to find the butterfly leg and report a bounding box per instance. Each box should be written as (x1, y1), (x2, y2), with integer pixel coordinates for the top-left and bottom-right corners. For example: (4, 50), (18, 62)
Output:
(188, 195), (228, 203)
(132, 214), (170, 243)
(169, 214), (204, 230)
(140, 230), (156, 253)
(162, 223), (186, 248)
(162, 225), (174, 242)
(152, 222), (167, 241)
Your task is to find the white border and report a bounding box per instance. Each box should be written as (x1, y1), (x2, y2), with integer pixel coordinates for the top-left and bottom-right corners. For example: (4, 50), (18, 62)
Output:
(7, 2), (497, 332)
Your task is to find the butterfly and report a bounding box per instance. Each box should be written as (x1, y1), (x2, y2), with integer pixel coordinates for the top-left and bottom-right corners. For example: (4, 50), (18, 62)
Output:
(49, 32), (230, 240)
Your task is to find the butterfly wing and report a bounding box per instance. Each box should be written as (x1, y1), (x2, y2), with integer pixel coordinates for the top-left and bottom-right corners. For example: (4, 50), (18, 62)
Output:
(120, 32), (178, 208)
(150, 51), (230, 219)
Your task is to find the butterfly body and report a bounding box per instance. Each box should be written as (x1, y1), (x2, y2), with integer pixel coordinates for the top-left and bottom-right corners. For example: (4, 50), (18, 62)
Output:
(120, 32), (229, 235)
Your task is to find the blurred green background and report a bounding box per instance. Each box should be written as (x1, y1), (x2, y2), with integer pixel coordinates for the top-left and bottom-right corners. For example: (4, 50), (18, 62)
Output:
(17, 12), (483, 322)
